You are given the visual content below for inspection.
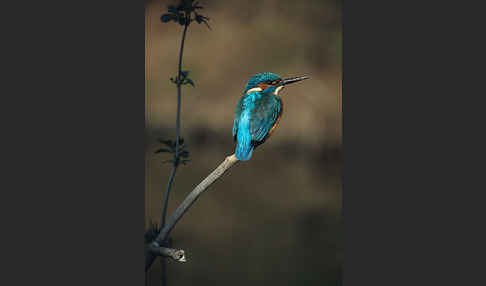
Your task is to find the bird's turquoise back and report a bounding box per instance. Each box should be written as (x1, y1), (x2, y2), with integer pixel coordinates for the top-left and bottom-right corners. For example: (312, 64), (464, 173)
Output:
(233, 90), (282, 160)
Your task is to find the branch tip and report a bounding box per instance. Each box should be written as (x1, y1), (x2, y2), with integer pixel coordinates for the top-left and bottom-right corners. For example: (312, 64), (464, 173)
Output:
(151, 245), (187, 263)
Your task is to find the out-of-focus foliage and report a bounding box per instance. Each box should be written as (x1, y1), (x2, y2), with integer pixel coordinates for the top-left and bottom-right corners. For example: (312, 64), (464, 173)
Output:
(161, 0), (210, 29)
(155, 137), (190, 165)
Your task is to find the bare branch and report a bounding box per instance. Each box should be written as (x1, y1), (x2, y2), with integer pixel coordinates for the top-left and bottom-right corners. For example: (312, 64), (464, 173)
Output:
(146, 154), (239, 270)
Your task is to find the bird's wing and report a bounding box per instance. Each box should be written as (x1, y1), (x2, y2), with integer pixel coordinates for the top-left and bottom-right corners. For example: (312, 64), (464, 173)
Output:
(249, 95), (282, 144)
(232, 96), (244, 141)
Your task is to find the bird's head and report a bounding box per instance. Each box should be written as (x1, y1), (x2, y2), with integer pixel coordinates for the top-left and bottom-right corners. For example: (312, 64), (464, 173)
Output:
(244, 72), (310, 95)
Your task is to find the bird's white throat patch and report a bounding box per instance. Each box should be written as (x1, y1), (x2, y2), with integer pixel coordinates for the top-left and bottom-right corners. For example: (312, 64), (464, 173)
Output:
(246, 86), (284, 95)
(274, 86), (284, 95)
(246, 87), (263, 94)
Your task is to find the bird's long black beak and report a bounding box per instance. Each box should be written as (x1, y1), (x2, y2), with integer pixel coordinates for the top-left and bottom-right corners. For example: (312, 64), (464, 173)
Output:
(280, 76), (310, 86)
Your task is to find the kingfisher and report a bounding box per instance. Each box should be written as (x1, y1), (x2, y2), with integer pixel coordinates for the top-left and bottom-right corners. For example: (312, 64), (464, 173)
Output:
(233, 72), (310, 161)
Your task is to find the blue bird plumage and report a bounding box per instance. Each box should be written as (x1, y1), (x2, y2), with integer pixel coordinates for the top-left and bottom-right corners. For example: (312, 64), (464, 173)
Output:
(234, 72), (305, 161)
(233, 72), (309, 160)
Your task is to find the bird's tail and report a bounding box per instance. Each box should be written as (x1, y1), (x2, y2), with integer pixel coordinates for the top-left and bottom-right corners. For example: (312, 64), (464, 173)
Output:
(235, 131), (254, 161)
(235, 141), (254, 161)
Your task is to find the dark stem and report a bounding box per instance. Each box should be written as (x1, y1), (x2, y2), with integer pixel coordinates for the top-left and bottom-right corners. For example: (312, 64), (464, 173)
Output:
(160, 167), (177, 228)
(175, 22), (189, 167)
(158, 20), (189, 286)
(160, 21), (189, 228)
(159, 168), (176, 286)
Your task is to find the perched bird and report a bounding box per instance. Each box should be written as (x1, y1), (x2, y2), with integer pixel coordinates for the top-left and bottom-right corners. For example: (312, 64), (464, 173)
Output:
(233, 72), (309, 161)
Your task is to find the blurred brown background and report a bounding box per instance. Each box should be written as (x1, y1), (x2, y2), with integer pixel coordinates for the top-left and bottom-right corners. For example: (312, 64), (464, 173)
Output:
(145, 0), (342, 285)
